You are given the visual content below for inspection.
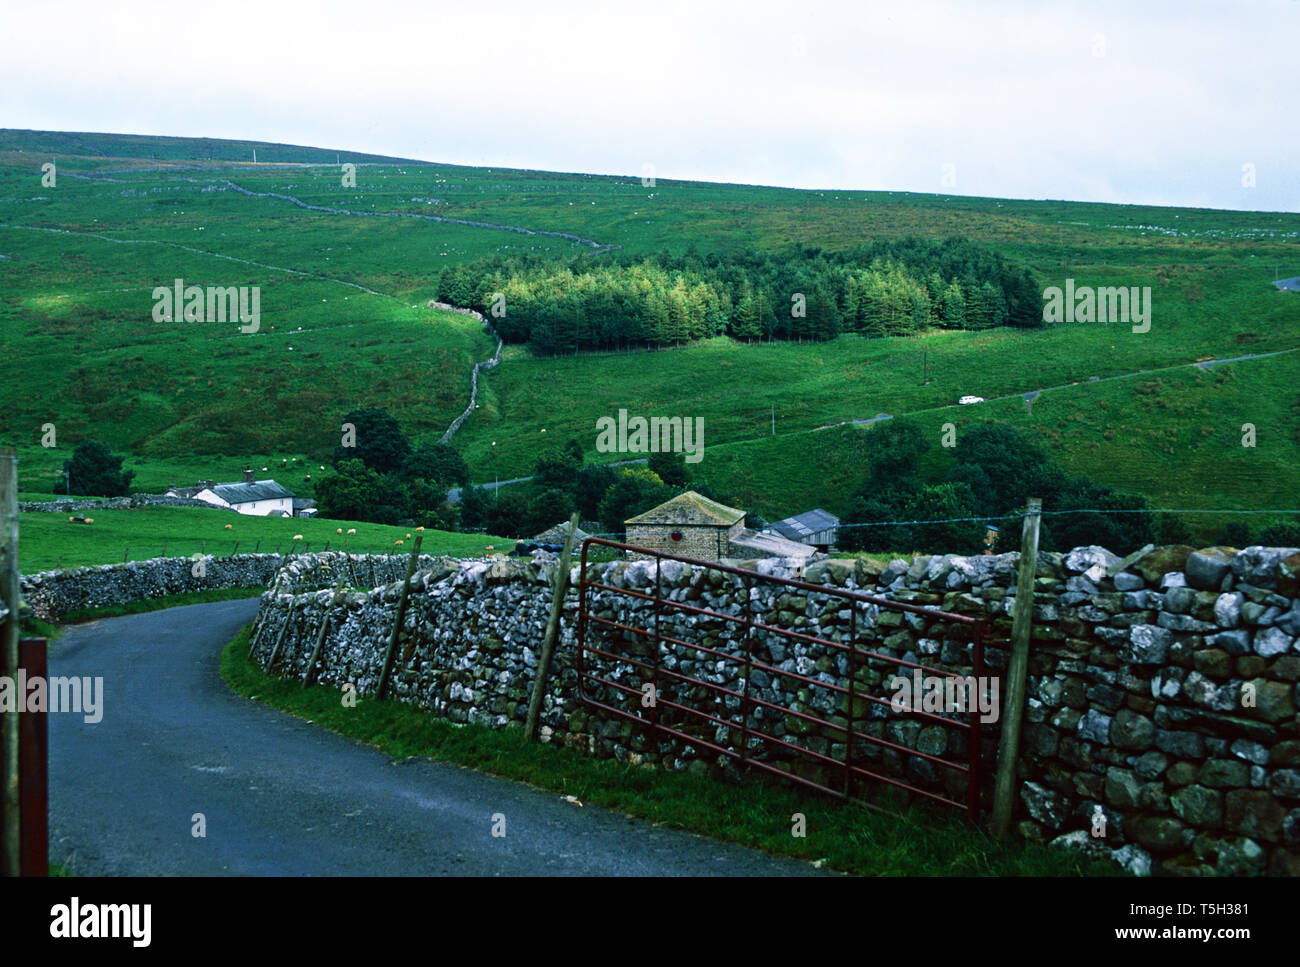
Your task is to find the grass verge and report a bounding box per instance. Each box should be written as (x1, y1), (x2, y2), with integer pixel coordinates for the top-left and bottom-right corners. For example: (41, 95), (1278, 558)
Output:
(221, 625), (1120, 877)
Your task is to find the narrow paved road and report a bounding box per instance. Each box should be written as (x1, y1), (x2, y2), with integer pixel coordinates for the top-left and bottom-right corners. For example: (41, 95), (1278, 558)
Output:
(47, 600), (825, 876)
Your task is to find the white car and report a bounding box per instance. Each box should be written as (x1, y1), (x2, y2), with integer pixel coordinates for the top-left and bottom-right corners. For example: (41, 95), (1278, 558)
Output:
(958, 395), (985, 405)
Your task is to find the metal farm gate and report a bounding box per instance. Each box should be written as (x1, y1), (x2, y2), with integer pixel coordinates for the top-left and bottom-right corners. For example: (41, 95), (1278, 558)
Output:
(575, 538), (989, 821)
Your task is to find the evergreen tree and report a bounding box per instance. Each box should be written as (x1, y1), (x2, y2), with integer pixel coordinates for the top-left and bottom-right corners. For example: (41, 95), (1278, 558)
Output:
(60, 441), (134, 497)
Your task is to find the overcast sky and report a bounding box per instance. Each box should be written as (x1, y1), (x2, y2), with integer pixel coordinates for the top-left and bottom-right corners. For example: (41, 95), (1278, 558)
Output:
(3, 0), (1296, 212)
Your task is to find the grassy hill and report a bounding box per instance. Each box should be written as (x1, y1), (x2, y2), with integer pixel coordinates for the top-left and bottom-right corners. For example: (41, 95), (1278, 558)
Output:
(3, 129), (1298, 561)
(18, 505), (509, 573)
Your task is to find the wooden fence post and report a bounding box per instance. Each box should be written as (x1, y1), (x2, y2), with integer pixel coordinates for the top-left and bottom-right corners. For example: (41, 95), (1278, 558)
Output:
(525, 512), (580, 741)
(265, 602), (299, 669)
(992, 497), (1042, 838)
(1, 448), (21, 876)
(376, 535), (423, 701)
(302, 581), (343, 688)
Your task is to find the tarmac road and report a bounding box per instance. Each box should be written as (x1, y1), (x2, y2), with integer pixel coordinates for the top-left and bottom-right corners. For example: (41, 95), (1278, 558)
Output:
(46, 599), (826, 876)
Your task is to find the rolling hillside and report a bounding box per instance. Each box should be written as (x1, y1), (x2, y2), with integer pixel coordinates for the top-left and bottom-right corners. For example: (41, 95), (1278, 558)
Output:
(3, 129), (1297, 550)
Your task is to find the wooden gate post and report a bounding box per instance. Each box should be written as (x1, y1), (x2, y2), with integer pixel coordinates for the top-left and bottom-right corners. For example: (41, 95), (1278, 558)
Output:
(376, 534), (423, 700)
(991, 497), (1042, 838)
(525, 512), (580, 741)
(1, 448), (20, 876)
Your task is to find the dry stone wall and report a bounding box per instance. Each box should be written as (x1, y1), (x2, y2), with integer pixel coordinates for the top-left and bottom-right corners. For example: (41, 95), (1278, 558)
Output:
(248, 542), (1300, 877)
(21, 550), (431, 620)
(21, 553), (286, 620)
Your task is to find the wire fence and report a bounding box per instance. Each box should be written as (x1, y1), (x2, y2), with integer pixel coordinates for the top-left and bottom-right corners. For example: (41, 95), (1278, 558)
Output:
(39, 505), (1300, 574)
(831, 507), (1300, 530)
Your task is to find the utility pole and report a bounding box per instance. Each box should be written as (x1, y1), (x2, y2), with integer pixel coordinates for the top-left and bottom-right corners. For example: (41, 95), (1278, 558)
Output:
(771, 405), (775, 436)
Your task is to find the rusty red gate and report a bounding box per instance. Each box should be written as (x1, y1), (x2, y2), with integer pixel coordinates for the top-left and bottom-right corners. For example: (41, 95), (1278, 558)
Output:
(575, 538), (989, 821)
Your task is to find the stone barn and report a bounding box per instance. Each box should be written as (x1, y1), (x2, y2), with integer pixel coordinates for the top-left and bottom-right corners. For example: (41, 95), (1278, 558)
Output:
(625, 491), (746, 562)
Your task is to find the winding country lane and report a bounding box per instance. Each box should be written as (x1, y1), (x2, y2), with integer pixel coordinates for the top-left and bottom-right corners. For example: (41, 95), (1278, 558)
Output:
(46, 600), (827, 876)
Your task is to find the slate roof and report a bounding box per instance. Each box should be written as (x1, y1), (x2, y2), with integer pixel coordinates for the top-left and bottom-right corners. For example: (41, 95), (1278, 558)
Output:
(209, 479), (295, 504)
(626, 491), (745, 527)
(770, 508), (840, 542)
(534, 521), (591, 542)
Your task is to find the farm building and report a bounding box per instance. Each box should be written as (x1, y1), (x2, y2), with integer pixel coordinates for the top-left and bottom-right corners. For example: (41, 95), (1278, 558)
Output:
(173, 470), (296, 517)
(768, 508), (840, 551)
(534, 521), (592, 544)
(625, 491), (746, 562)
(625, 491), (819, 563)
(726, 528), (816, 561)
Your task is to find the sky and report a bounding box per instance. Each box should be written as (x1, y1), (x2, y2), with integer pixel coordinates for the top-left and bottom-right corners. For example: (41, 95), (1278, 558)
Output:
(2, 0), (1296, 212)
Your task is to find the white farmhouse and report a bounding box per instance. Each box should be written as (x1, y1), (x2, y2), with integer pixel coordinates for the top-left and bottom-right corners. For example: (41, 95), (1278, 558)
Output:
(180, 471), (296, 516)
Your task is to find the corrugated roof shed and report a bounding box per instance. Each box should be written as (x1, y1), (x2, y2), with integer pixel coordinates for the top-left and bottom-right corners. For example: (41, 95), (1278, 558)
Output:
(770, 508), (839, 541)
(626, 491), (745, 527)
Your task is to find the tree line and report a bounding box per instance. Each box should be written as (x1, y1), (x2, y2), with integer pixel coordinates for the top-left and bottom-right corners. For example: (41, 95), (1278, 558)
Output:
(840, 420), (1300, 555)
(436, 237), (1043, 355)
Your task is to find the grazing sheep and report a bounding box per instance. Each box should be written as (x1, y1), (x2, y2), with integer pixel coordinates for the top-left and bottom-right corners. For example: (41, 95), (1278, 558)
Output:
(346, 528), (356, 535)
(292, 534), (303, 541)
(224, 524), (233, 530)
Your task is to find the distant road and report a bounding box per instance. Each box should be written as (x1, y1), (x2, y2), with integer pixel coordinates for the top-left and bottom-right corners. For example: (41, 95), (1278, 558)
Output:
(48, 600), (825, 876)
(813, 347), (1300, 431)
(446, 459), (648, 504)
